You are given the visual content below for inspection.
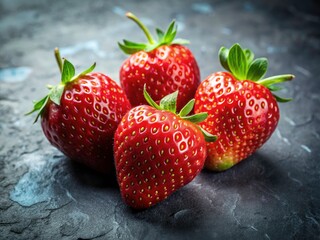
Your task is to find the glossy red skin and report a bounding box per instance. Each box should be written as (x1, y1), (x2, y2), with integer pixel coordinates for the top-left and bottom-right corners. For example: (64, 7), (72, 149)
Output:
(114, 105), (206, 209)
(194, 72), (279, 171)
(41, 73), (131, 174)
(119, 44), (200, 111)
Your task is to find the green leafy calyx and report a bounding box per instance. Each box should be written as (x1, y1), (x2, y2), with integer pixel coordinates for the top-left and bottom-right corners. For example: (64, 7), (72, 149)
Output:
(219, 43), (295, 102)
(143, 85), (217, 142)
(26, 48), (96, 123)
(118, 12), (189, 54)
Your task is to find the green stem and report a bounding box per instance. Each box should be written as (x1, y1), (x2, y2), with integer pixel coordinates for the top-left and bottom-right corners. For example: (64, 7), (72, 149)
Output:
(54, 48), (63, 73)
(256, 74), (295, 87)
(126, 12), (155, 44)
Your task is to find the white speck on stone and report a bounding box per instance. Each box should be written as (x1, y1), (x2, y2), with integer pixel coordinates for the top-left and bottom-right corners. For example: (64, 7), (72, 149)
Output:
(173, 209), (193, 220)
(10, 168), (53, 206)
(229, 194), (241, 225)
(294, 65), (311, 77)
(69, 210), (90, 222)
(9, 153), (62, 207)
(267, 46), (288, 54)
(300, 145), (312, 153)
(287, 172), (303, 186)
(175, 14), (186, 32)
(112, 6), (126, 16)
(243, 2), (255, 12)
(275, 129), (291, 145)
(192, 3), (213, 14)
(284, 116), (296, 126)
(176, 21), (185, 32)
(0, 67), (32, 83)
(139, 17), (154, 26)
(60, 40), (106, 58)
(221, 27), (232, 35)
(249, 225), (258, 231)
(15, 153), (46, 170)
(305, 215), (319, 226)
(264, 233), (271, 240)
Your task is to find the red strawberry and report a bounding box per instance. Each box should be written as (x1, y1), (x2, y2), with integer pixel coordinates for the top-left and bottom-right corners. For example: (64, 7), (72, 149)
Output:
(118, 12), (200, 111)
(194, 44), (294, 171)
(27, 48), (131, 174)
(114, 86), (216, 209)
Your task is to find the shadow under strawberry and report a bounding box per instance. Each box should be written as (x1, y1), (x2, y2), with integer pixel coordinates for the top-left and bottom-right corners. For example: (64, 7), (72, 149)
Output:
(116, 173), (219, 231)
(66, 157), (119, 189)
(127, 153), (285, 233)
(201, 152), (284, 189)
(122, 187), (214, 231)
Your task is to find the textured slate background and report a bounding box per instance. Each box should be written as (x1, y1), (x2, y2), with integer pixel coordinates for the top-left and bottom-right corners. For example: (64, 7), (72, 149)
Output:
(0, 0), (319, 239)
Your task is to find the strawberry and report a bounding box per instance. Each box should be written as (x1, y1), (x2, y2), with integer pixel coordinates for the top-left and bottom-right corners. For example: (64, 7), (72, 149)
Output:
(27, 48), (131, 174)
(118, 12), (200, 111)
(114, 86), (216, 209)
(194, 43), (294, 171)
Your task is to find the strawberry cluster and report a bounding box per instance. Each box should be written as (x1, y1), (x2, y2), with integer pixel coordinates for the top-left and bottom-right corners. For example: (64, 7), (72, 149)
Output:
(28, 12), (294, 209)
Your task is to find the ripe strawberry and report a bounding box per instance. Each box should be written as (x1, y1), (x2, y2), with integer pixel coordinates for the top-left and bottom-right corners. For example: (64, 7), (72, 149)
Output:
(27, 48), (131, 174)
(114, 86), (216, 209)
(194, 44), (294, 171)
(118, 12), (200, 111)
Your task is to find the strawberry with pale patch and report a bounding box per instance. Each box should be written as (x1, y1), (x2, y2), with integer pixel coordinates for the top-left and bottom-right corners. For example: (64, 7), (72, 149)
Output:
(27, 48), (131, 174)
(119, 12), (200, 111)
(114, 86), (216, 209)
(194, 44), (294, 171)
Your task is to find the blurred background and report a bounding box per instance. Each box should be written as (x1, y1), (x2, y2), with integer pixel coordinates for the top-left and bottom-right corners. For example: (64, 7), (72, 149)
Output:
(0, 0), (319, 239)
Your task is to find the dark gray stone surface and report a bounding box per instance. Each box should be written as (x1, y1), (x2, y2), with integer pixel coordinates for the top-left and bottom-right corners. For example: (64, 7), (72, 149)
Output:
(0, 0), (319, 239)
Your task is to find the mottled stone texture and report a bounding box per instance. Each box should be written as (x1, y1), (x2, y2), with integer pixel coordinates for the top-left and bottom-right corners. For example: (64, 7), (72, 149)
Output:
(0, 0), (319, 239)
